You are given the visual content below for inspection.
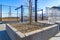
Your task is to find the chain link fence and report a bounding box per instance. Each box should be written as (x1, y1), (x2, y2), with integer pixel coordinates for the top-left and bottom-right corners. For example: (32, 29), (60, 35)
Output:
(0, 4), (33, 23)
(0, 4), (49, 23)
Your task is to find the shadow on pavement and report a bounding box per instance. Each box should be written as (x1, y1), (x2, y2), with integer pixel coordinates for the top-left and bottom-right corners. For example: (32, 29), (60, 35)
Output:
(0, 30), (11, 40)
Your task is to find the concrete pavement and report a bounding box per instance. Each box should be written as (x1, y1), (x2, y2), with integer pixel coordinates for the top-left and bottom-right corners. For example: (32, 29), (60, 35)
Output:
(0, 24), (11, 40)
(49, 32), (60, 40)
(0, 24), (60, 40)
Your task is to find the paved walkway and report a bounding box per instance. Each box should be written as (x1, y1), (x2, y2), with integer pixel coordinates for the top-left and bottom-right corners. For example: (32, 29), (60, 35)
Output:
(0, 24), (11, 40)
(49, 32), (60, 40)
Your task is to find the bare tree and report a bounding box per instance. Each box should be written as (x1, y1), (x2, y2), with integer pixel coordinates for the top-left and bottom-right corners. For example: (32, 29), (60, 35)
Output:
(29, 0), (32, 24)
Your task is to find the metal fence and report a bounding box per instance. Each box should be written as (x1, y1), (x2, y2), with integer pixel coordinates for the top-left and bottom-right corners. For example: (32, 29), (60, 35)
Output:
(0, 4), (49, 23)
(0, 4), (31, 23)
(1, 5), (17, 17)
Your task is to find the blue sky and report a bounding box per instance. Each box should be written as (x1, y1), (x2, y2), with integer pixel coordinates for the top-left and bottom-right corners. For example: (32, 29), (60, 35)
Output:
(0, 0), (60, 17)
(0, 0), (60, 9)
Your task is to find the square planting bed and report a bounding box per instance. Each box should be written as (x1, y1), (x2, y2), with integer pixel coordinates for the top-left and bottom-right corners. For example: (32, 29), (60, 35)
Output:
(6, 23), (59, 40)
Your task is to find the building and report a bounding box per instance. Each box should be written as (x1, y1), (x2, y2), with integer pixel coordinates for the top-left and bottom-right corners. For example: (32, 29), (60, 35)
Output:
(48, 6), (60, 23)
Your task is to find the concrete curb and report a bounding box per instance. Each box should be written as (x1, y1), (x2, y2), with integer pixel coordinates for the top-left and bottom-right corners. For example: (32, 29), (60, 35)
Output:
(6, 24), (59, 40)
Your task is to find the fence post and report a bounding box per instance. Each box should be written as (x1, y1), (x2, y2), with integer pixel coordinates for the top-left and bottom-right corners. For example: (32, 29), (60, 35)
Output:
(0, 4), (2, 22)
(9, 6), (11, 17)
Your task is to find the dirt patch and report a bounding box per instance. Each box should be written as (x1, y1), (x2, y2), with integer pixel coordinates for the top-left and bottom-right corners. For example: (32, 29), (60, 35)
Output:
(10, 23), (53, 33)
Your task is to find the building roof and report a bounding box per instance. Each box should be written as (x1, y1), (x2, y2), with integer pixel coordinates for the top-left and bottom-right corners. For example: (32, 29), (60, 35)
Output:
(51, 6), (60, 10)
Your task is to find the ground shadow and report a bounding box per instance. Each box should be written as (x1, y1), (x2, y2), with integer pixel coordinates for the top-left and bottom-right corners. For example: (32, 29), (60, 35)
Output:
(0, 30), (11, 40)
(54, 36), (60, 37)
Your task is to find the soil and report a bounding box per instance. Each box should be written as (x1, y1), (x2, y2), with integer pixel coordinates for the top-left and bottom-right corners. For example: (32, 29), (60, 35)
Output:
(10, 23), (53, 33)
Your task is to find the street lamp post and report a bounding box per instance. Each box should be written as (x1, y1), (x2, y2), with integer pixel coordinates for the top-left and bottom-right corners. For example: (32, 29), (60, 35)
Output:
(15, 5), (24, 22)
(21, 5), (23, 22)
(35, 0), (37, 22)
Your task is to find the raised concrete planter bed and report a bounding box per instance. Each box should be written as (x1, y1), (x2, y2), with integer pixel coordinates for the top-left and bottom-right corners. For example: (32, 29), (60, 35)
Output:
(6, 23), (59, 40)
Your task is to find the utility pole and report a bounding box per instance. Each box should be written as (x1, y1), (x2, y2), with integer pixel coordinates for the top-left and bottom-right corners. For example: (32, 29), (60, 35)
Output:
(29, 0), (32, 24)
(21, 5), (23, 22)
(35, 0), (37, 22)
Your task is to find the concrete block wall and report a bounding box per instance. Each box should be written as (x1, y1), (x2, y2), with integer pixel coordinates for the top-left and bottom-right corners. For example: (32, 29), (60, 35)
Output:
(55, 21), (60, 30)
(6, 24), (59, 40)
(6, 24), (25, 40)
(29, 25), (59, 40)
